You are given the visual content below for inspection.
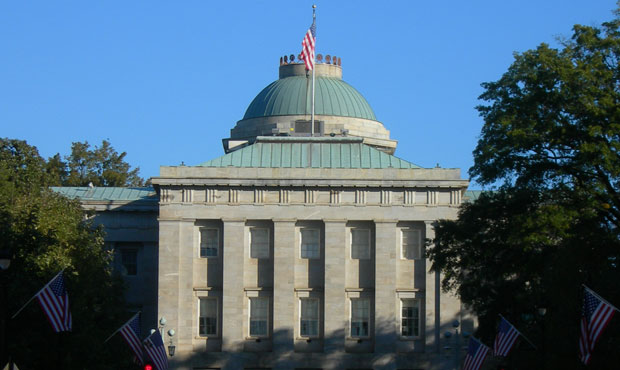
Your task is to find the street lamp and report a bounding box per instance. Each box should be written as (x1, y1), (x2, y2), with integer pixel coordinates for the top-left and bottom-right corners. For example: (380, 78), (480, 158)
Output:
(444, 320), (469, 370)
(167, 329), (175, 357)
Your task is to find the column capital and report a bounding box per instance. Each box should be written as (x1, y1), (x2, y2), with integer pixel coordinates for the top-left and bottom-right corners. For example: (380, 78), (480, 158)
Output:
(221, 218), (246, 223)
(323, 219), (347, 224)
(272, 218), (297, 223)
(373, 219), (398, 225)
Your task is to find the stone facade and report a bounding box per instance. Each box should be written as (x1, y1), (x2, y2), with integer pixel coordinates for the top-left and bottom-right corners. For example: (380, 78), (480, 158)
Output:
(150, 161), (472, 369)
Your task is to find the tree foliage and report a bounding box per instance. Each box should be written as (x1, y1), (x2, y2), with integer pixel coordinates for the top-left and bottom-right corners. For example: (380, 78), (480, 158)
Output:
(0, 138), (136, 369)
(428, 10), (620, 369)
(47, 139), (143, 187)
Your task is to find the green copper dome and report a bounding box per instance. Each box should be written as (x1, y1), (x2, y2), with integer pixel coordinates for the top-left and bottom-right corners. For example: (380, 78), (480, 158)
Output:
(243, 75), (377, 121)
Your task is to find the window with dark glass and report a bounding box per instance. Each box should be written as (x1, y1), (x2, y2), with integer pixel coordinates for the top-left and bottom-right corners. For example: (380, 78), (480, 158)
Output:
(350, 298), (370, 337)
(200, 228), (219, 258)
(199, 298), (218, 336)
(300, 298), (319, 337)
(121, 249), (138, 276)
(401, 299), (420, 337)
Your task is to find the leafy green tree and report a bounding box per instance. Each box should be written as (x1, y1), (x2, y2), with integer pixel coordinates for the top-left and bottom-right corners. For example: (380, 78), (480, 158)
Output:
(51, 139), (144, 187)
(428, 10), (620, 369)
(0, 138), (136, 369)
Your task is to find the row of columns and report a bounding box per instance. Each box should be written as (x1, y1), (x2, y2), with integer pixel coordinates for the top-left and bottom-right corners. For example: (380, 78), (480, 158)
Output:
(159, 218), (440, 369)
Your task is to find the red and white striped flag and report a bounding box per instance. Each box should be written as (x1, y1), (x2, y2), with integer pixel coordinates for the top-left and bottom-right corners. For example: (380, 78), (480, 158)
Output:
(463, 336), (490, 370)
(119, 312), (144, 365)
(494, 316), (520, 356)
(579, 286), (616, 364)
(144, 330), (168, 370)
(300, 20), (316, 71)
(35, 271), (72, 332)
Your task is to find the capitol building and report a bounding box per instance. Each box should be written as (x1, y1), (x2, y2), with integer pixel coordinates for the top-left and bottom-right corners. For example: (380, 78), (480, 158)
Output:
(56, 56), (473, 369)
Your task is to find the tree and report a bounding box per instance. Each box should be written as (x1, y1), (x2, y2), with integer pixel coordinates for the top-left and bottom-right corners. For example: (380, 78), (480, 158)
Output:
(0, 138), (136, 369)
(49, 140), (144, 187)
(428, 9), (620, 369)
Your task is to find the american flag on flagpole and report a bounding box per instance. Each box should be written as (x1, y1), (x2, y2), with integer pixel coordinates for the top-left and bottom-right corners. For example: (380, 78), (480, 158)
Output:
(300, 20), (316, 71)
(119, 312), (144, 365)
(35, 271), (72, 332)
(579, 286), (616, 365)
(463, 336), (490, 370)
(144, 330), (168, 370)
(494, 316), (520, 356)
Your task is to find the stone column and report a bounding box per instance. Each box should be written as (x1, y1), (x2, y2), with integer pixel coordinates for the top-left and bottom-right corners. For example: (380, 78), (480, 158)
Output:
(323, 219), (347, 364)
(272, 219), (296, 368)
(157, 219), (181, 353)
(374, 220), (398, 369)
(221, 219), (246, 354)
(424, 221), (439, 353)
(177, 218), (196, 352)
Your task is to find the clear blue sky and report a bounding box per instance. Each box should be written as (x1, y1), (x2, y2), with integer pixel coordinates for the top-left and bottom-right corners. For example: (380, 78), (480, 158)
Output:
(1, 1), (617, 188)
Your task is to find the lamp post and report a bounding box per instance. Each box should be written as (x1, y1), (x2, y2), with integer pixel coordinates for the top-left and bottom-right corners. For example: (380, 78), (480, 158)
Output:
(167, 329), (175, 357)
(0, 249), (12, 370)
(443, 320), (470, 370)
(157, 317), (176, 357)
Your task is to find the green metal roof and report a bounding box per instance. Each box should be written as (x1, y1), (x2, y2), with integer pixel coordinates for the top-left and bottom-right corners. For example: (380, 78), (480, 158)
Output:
(200, 137), (420, 169)
(463, 190), (483, 202)
(243, 76), (377, 121)
(51, 187), (158, 202)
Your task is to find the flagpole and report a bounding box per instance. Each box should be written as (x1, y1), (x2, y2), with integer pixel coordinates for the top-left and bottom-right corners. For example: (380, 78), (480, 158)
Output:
(311, 4), (316, 136)
(583, 284), (620, 312)
(104, 311), (141, 343)
(498, 314), (537, 350)
(11, 270), (64, 319)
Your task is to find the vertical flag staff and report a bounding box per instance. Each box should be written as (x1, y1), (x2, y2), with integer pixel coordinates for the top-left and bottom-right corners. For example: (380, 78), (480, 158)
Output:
(301, 5), (317, 135)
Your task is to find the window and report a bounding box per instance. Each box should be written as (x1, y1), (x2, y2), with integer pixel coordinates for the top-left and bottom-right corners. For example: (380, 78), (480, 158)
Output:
(350, 298), (370, 337)
(200, 228), (219, 257)
(401, 299), (420, 338)
(300, 298), (319, 337)
(199, 298), (218, 336)
(250, 228), (270, 259)
(249, 297), (269, 337)
(300, 228), (320, 259)
(120, 249), (138, 276)
(351, 228), (370, 259)
(401, 229), (421, 259)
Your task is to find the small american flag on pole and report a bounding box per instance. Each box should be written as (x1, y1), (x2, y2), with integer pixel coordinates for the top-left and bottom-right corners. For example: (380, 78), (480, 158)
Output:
(300, 20), (316, 71)
(35, 271), (72, 332)
(144, 330), (168, 370)
(463, 336), (490, 370)
(494, 316), (520, 356)
(579, 286), (617, 365)
(119, 312), (144, 365)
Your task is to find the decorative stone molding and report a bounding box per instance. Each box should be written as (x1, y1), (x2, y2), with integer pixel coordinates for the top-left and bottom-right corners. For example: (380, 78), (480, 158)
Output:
(229, 189), (239, 203)
(160, 188), (171, 203)
(206, 188), (217, 203)
(305, 189), (316, 204)
(355, 189), (367, 205)
(380, 190), (391, 205)
(182, 188), (193, 203)
(279, 189), (290, 204)
(330, 190), (341, 204)
(427, 190), (438, 205)
(404, 190), (415, 205)
(254, 189), (265, 203)
(450, 190), (462, 205)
